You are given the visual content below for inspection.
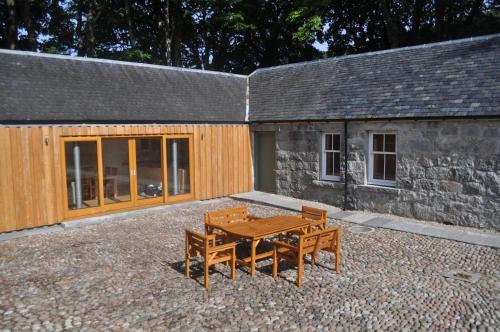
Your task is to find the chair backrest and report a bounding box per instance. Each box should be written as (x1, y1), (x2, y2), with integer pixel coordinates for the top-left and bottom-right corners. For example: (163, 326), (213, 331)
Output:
(185, 229), (211, 257)
(301, 206), (327, 222)
(299, 227), (338, 255)
(205, 207), (249, 228)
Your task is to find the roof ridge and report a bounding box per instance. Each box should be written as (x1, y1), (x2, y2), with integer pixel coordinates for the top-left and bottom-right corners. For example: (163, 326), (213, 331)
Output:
(0, 49), (247, 78)
(248, 33), (500, 76)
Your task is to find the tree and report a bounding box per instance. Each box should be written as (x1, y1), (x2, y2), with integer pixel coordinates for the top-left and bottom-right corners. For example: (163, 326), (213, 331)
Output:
(6, 0), (17, 49)
(0, 0), (498, 73)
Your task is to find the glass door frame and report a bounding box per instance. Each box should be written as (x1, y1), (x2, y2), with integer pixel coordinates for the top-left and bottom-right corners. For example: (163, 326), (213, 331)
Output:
(164, 134), (195, 203)
(61, 136), (104, 218)
(134, 136), (165, 207)
(61, 134), (194, 219)
(100, 137), (136, 212)
(61, 136), (136, 219)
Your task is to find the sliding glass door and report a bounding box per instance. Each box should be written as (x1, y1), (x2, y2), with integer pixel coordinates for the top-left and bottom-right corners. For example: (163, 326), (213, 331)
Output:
(64, 140), (100, 212)
(135, 138), (164, 205)
(166, 136), (193, 202)
(101, 138), (133, 207)
(62, 134), (193, 218)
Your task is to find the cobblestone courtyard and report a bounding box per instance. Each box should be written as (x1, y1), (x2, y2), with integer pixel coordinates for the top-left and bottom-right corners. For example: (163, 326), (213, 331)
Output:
(0, 198), (498, 331)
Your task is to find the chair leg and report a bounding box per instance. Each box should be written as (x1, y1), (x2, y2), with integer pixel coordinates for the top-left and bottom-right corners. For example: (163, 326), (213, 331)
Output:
(311, 253), (316, 266)
(185, 254), (190, 278)
(231, 248), (236, 280)
(335, 233), (341, 273)
(272, 247), (278, 279)
(297, 254), (303, 288)
(204, 261), (210, 289)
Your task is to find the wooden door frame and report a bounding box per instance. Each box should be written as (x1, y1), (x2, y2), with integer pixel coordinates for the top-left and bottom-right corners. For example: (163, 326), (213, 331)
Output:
(164, 134), (195, 203)
(134, 136), (165, 207)
(99, 137), (136, 212)
(61, 133), (195, 220)
(61, 136), (103, 219)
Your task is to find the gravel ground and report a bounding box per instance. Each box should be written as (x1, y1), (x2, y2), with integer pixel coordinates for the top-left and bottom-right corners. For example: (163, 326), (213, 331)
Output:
(0, 198), (498, 331)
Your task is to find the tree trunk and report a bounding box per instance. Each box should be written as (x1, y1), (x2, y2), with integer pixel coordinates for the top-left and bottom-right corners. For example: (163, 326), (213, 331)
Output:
(409, 0), (425, 43)
(21, 0), (36, 51)
(6, 0), (17, 49)
(164, 0), (172, 65)
(76, 1), (85, 55)
(87, 0), (96, 57)
(123, 0), (137, 48)
(465, 0), (483, 25)
(435, 0), (445, 38)
(379, 0), (400, 48)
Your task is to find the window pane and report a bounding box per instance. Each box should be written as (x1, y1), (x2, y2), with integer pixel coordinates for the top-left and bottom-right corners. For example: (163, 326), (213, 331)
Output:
(65, 141), (99, 210)
(373, 154), (384, 180)
(385, 154), (396, 181)
(332, 134), (340, 151)
(325, 152), (333, 176)
(167, 138), (191, 195)
(385, 134), (396, 152)
(333, 152), (341, 176)
(136, 138), (163, 199)
(373, 134), (384, 151)
(324, 134), (333, 150)
(102, 139), (131, 204)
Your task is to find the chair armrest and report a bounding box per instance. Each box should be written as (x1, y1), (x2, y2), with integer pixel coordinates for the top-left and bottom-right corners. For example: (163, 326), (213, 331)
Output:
(273, 240), (298, 251)
(210, 242), (237, 253)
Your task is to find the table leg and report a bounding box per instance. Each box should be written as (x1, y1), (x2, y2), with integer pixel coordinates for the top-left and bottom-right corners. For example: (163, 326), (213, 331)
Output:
(251, 239), (260, 277)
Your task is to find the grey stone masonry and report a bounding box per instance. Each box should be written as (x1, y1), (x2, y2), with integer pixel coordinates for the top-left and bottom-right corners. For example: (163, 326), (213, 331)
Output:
(252, 119), (500, 230)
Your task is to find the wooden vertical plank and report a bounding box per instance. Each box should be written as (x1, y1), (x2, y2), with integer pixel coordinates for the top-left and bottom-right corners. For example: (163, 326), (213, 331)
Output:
(226, 126), (234, 195)
(222, 126), (229, 196)
(243, 125), (250, 192)
(232, 126), (239, 194)
(10, 127), (32, 229)
(0, 128), (16, 232)
(238, 125), (245, 193)
(198, 125), (205, 199)
(216, 126), (223, 197)
(205, 125), (213, 199)
(211, 126), (218, 197)
(29, 128), (46, 227)
(51, 126), (64, 221)
(41, 126), (56, 224)
(193, 125), (201, 200)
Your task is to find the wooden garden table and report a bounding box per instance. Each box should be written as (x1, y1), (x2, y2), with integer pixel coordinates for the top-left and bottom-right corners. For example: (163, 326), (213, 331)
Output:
(214, 215), (310, 276)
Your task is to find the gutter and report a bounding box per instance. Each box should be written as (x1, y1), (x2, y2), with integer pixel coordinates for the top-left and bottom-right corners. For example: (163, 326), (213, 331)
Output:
(343, 120), (348, 211)
(249, 114), (500, 124)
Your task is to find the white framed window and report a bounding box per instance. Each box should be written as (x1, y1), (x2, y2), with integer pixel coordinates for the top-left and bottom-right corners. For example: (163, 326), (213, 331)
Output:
(368, 133), (396, 187)
(321, 133), (341, 181)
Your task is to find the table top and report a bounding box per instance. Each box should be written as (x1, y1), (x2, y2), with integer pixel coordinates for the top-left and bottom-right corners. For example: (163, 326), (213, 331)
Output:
(216, 215), (310, 240)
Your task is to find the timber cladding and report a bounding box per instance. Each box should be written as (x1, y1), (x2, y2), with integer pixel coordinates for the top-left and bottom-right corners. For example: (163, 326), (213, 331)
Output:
(0, 124), (253, 233)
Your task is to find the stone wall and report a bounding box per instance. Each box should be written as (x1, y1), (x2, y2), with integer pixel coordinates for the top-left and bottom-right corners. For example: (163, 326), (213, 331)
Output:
(252, 119), (500, 230)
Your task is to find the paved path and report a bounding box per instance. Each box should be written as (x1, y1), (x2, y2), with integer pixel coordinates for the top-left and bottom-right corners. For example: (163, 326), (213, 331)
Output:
(231, 191), (500, 249)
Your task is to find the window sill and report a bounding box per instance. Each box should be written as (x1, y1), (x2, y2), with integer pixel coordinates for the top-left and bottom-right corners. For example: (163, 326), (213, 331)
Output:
(355, 184), (401, 194)
(313, 180), (345, 189)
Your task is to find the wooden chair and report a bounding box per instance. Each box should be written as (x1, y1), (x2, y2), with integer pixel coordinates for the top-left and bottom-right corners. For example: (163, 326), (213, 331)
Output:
(283, 206), (327, 241)
(185, 229), (236, 289)
(272, 226), (341, 287)
(204, 207), (259, 240)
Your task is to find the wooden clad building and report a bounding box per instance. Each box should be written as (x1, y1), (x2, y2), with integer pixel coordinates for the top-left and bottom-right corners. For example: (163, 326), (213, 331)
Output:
(0, 51), (251, 233)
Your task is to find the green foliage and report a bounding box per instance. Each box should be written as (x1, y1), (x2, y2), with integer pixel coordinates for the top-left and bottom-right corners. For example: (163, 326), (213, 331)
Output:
(0, 0), (498, 74)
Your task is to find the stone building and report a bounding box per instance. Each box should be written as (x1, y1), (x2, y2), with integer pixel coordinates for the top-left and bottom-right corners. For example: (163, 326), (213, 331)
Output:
(249, 34), (500, 230)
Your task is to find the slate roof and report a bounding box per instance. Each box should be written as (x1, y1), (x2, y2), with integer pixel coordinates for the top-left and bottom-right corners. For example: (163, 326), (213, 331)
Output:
(249, 34), (500, 122)
(0, 50), (247, 123)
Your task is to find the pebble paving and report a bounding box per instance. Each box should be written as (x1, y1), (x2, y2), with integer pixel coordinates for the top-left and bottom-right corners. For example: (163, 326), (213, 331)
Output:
(0, 198), (498, 331)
